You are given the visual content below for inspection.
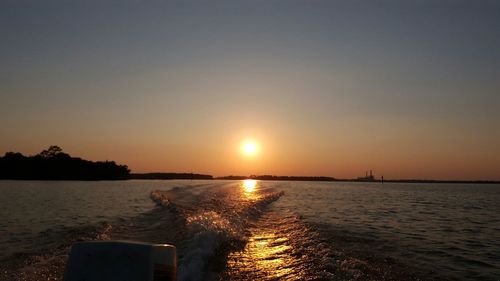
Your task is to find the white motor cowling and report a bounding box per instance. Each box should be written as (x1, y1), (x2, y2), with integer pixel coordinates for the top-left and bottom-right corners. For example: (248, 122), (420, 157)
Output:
(63, 240), (176, 281)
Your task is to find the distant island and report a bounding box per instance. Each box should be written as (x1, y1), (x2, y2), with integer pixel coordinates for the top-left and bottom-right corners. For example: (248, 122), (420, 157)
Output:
(0, 146), (130, 180)
(216, 175), (337, 181)
(130, 173), (213, 180)
(216, 174), (499, 184)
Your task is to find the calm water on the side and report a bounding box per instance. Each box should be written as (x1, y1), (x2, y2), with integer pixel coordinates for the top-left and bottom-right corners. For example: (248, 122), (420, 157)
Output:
(0, 180), (499, 280)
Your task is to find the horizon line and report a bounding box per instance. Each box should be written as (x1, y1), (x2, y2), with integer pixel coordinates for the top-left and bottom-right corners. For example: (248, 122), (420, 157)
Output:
(130, 172), (500, 184)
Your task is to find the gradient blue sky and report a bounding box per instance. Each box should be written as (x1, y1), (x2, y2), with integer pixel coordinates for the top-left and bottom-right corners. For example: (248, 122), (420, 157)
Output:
(1, 0), (499, 179)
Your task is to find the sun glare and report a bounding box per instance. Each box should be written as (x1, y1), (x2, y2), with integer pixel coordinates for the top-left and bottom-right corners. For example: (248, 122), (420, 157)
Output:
(242, 140), (258, 156)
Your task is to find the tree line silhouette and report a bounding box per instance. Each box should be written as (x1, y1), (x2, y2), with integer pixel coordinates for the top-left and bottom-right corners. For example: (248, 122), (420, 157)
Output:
(216, 174), (337, 181)
(0, 146), (130, 180)
(130, 173), (213, 180)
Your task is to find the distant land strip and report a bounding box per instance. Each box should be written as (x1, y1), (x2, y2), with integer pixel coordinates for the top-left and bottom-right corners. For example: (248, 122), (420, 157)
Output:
(374, 179), (500, 184)
(216, 175), (337, 181)
(130, 173), (213, 180)
(215, 175), (500, 184)
(1, 147), (498, 183)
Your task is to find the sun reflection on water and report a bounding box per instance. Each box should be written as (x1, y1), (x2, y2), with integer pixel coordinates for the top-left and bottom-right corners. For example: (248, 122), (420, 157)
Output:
(242, 179), (261, 201)
(227, 229), (297, 280)
(222, 181), (311, 279)
(225, 211), (309, 280)
(248, 233), (293, 278)
(243, 179), (257, 193)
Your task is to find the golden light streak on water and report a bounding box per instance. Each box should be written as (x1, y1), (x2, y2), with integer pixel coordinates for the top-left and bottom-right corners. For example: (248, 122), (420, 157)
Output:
(246, 233), (293, 278)
(226, 228), (300, 280)
(242, 179), (260, 200)
(224, 208), (311, 281)
(243, 179), (256, 193)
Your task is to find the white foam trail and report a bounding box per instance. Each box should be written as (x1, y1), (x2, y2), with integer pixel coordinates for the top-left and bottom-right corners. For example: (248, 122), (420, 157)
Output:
(150, 181), (284, 281)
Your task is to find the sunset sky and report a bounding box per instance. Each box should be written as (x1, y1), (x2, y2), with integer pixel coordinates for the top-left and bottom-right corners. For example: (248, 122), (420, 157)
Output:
(1, 0), (499, 180)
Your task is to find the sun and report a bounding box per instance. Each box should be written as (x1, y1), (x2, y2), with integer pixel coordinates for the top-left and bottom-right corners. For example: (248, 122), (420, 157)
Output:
(241, 140), (258, 156)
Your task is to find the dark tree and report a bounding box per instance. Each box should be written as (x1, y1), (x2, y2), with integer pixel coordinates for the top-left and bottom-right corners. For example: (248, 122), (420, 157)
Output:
(39, 145), (63, 158)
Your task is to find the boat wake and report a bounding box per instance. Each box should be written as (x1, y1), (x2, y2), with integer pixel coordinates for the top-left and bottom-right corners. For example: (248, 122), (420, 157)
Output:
(150, 181), (285, 280)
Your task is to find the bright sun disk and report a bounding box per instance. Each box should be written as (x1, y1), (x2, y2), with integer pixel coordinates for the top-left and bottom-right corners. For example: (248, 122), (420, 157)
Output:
(242, 140), (258, 156)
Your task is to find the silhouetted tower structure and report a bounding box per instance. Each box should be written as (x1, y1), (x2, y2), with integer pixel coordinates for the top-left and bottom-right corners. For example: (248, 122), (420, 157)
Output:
(358, 170), (375, 182)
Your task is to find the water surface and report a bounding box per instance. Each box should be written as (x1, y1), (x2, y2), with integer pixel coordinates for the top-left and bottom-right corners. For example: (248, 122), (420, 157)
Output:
(0, 180), (499, 280)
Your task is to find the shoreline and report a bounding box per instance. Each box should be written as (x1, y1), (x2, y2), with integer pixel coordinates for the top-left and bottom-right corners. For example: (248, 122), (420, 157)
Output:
(0, 177), (499, 184)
